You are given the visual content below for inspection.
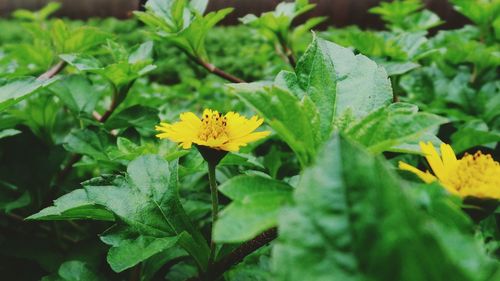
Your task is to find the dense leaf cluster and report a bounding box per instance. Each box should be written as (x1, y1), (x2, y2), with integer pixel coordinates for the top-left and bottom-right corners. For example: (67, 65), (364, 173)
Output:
(0, 0), (498, 280)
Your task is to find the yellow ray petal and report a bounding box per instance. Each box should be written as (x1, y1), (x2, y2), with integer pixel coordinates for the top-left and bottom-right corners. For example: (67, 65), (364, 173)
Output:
(231, 131), (270, 144)
(440, 143), (457, 167)
(419, 142), (446, 181)
(398, 161), (437, 183)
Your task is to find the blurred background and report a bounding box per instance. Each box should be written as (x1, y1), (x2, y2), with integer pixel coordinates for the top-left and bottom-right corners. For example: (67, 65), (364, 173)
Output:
(0, 0), (469, 29)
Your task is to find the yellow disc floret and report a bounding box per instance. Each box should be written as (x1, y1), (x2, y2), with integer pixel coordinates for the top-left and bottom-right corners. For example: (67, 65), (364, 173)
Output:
(399, 142), (500, 200)
(155, 109), (270, 152)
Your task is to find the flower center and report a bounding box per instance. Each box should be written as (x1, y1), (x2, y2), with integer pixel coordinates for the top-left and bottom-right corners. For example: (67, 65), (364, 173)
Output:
(198, 111), (227, 141)
(447, 151), (500, 196)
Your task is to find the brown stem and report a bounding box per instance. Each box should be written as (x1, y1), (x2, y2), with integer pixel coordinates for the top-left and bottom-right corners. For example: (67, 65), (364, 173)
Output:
(277, 36), (296, 68)
(184, 52), (245, 83)
(54, 154), (83, 186)
(281, 43), (296, 68)
(129, 264), (142, 281)
(37, 61), (66, 81)
(190, 228), (277, 281)
(98, 92), (119, 123)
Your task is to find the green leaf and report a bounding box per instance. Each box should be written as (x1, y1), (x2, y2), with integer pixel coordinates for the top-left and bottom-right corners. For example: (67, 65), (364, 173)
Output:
(451, 126), (500, 153)
(59, 54), (102, 71)
(0, 190), (31, 213)
(13, 2), (61, 22)
(280, 35), (393, 131)
(451, 0), (500, 27)
(0, 129), (21, 140)
(63, 128), (112, 161)
(100, 225), (181, 272)
(0, 76), (59, 112)
(369, 0), (442, 31)
(60, 42), (156, 87)
(105, 105), (160, 136)
(214, 175), (293, 243)
(42, 261), (104, 281)
(241, 0), (315, 41)
(51, 20), (109, 54)
(380, 60), (420, 76)
(128, 41), (154, 64)
(49, 75), (100, 114)
(231, 36), (392, 165)
(273, 134), (497, 281)
(30, 155), (210, 271)
(230, 83), (320, 167)
(26, 189), (114, 221)
(136, 0), (232, 59)
(165, 8), (233, 59)
(345, 103), (447, 154)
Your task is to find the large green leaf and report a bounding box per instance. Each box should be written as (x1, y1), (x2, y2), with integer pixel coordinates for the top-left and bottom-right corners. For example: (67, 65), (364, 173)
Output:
(0, 76), (59, 112)
(273, 134), (498, 281)
(230, 83), (321, 167)
(281, 35), (393, 139)
(213, 175), (293, 243)
(26, 189), (114, 221)
(29, 155), (210, 272)
(100, 225), (181, 272)
(63, 128), (112, 162)
(344, 103), (447, 154)
(451, 0), (500, 28)
(231, 36), (392, 165)
(51, 19), (109, 54)
(294, 36), (393, 120)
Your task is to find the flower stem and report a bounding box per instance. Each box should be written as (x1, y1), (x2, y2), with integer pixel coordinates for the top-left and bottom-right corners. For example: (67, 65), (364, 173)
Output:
(207, 161), (219, 267)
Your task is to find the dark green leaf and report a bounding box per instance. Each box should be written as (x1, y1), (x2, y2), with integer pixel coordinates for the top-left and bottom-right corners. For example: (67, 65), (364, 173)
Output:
(273, 134), (497, 281)
(0, 76), (59, 112)
(63, 128), (112, 161)
(214, 175), (292, 243)
(345, 103), (447, 154)
(105, 105), (159, 136)
(49, 75), (100, 114)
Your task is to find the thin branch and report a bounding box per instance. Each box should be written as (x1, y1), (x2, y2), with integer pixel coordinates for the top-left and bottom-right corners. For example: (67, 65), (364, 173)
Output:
(98, 90), (119, 123)
(184, 52), (245, 83)
(277, 36), (296, 68)
(53, 154), (83, 186)
(37, 61), (66, 81)
(128, 264), (142, 281)
(190, 228), (277, 281)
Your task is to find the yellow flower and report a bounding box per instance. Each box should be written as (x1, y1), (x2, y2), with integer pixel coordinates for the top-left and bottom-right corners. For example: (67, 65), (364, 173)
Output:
(155, 109), (270, 152)
(399, 142), (500, 200)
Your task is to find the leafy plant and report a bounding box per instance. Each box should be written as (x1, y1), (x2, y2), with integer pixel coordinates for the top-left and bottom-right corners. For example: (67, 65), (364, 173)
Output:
(0, 0), (499, 280)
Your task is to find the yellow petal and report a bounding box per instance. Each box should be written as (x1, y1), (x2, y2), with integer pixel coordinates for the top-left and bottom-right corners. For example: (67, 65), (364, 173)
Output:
(398, 161), (437, 183)
(440, 143), (457, 167)
(232, 131), (270, 144)
(419, 142), (446, 181)
(180, 112), (202, 129)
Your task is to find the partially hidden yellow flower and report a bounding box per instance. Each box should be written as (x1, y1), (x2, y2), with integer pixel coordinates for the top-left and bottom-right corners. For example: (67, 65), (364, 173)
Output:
(399, 142), (500, 200)
(155, 109), (270, 152)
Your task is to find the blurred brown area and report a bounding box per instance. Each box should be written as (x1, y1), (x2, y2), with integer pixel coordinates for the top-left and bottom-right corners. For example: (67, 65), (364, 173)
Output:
(1, 0), (469, 30)
(208, 0), (469, 30)
(0, 0), (139, 19)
